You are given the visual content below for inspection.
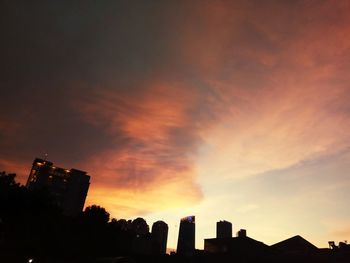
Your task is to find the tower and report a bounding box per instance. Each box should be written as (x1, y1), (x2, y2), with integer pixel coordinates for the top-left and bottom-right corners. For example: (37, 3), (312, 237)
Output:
(176, 216), (195, 256)
(151, 221), (168, 254)
(217, 220), (232, 238)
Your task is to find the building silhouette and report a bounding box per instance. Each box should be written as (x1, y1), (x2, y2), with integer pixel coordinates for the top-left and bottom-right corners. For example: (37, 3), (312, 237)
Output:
(177, 216), (195, 256)
(130, 218), (152, 255)
(205, 228), (269, 257)
(26, 158), (90, 216)
(271, 235), (318, 255)
(217, 220), (232, 238)
(151, 221), (168, 254)
(131, 236), (152, 255)
(237, 229), (247, 238)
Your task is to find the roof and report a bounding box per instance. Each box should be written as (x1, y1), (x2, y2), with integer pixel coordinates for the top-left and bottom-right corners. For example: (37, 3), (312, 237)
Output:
(271, 235), (318, 252)
(205, 236), (269, 255)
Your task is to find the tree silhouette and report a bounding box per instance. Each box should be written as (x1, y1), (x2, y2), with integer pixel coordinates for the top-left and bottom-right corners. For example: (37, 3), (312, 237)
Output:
(0, 173), (153, 261)
(0, 171), (19, 189)
(80, 205), (110, 225)
(132, 217), (150, 236)
(0, 172), (63, 262)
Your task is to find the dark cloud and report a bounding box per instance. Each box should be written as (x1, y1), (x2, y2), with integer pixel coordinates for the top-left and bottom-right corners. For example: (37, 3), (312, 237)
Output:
(0, 1), (177, 168)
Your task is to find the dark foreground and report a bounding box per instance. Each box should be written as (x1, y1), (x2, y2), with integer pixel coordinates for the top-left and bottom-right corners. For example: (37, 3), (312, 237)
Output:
(3, 249), (350, 263)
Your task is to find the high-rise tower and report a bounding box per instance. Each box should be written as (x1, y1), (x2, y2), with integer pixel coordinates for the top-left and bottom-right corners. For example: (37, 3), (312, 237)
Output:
(176, 216), (195, 256)
(151, 221), (168, 254)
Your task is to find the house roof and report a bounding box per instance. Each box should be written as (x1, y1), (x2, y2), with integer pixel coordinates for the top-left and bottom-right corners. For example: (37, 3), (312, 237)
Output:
(271, 235), (318, 252)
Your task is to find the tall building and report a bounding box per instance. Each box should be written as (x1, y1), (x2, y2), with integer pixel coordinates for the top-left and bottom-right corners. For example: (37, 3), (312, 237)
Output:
(177, 216), (195, 256)
(217, 220), (232, 238)
(151, 221), (168, 254)
(26, 158), (90, 216)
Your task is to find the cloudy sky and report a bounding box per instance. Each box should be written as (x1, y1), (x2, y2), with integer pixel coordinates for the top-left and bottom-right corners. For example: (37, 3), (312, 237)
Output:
(1, 0), (350, 249)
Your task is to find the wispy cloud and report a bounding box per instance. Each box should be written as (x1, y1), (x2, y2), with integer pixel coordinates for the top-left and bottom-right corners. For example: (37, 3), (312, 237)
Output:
(1, 0), (350, 247)
(77, 82), (212, 215)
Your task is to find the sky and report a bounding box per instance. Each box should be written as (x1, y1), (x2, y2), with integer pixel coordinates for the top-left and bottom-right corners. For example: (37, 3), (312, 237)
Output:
(1, 0), (350, 249)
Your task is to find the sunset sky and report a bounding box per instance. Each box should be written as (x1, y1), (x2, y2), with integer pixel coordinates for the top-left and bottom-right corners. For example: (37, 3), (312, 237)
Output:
(1, 0), (350, 249)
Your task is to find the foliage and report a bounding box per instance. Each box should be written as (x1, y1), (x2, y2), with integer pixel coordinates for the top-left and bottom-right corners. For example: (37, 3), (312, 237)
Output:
(0, 171), (151, 262)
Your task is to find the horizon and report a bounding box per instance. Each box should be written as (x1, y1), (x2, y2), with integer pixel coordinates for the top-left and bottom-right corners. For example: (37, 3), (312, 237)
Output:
(10, 157), (341, 250)
(1, 0), (350, 251)
(2, 163), (336, 251)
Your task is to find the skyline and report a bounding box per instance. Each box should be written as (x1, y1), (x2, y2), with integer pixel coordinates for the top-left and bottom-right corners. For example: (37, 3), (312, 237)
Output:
(1, 0), (350, 250)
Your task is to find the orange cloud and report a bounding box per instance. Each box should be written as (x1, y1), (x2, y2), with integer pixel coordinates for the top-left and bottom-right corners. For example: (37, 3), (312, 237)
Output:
(77, 82), (206, 217)
(73, 1), (350, 223)
(2, 0), (350, 248)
